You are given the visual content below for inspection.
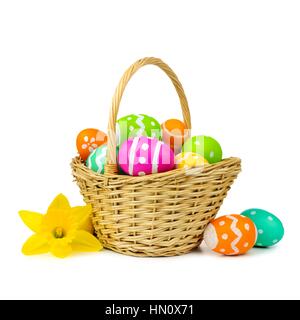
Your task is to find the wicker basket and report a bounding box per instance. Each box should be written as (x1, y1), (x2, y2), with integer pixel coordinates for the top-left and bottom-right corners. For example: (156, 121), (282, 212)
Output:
(71, 57), (241, 257)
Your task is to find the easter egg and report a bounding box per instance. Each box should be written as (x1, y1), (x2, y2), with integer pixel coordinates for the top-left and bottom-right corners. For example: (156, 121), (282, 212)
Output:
(241, 208), (284, 247)
(116, 114), (161, 146)
(161, 119), (189, 154)
(175, 152), (208, 169)
(204, 214), (257, 256)
(86, 145), (124, 175)
(76, 128), (107, 161)
(182, 135), (222, 164)
(118, 137), (175, 176)
(86, 144), (107, 174)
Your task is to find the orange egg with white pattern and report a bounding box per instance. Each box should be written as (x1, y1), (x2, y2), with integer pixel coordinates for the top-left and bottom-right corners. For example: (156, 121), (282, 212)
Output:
(204, 214), (257, 256)
(76, 128), (107, 161)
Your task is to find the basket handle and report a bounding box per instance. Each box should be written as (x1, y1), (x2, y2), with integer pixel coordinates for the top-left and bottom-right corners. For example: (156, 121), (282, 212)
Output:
(105, 57), (191, 174)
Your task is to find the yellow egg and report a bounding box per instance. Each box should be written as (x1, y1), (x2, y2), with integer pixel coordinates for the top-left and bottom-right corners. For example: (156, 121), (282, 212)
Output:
(175, 152), (208, 169)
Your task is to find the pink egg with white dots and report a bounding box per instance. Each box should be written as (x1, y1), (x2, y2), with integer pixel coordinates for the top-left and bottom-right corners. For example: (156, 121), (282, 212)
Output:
(118, 136), (175, 176)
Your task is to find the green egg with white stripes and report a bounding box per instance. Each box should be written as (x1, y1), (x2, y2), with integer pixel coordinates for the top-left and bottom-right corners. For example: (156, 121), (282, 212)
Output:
(86, 145), (123, 175)
(86, 144), (107, 174)
(241, 208), (284, 247)
(116, 114), (161, 146)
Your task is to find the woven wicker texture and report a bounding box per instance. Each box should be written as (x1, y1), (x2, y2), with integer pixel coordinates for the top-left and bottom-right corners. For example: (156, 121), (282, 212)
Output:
(71, 57), (241, 257)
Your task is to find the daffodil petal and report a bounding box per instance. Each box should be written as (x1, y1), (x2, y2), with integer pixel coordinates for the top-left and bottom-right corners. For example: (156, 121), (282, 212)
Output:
(47, 194), (70, 214)
(19, 211), (43, 233)
(79, 217), (94, 234)
(22, 234), (50, 256)
(70, 204), (92, 225)
(72, 230), (103, 252)
(50, 241), (72, 258)
(70, 205), (94, 233)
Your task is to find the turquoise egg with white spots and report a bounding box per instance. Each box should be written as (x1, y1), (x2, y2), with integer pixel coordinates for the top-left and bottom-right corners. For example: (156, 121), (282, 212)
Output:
(182, 135), (222, 164)
(241, 208), (284, 247)
(86, 144), (107, 174)
(116, 114), (161, 146)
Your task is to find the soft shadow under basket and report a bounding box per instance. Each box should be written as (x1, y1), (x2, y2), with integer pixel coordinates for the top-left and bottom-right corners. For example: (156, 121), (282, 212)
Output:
(71, 57), (241, 257)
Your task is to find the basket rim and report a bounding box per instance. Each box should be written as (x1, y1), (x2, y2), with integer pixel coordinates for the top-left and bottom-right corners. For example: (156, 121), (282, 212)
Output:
(71, 156), (241, 182)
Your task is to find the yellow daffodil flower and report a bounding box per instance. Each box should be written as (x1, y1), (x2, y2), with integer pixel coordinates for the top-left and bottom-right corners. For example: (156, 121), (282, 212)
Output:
(19, 194), (102, 258)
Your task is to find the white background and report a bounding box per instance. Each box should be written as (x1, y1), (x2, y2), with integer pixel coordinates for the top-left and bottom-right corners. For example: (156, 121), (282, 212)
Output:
(0, 0), (299, 300)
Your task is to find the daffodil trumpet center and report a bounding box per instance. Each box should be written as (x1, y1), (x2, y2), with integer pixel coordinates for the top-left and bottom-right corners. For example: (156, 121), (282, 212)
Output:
(53, 227), (65, 239)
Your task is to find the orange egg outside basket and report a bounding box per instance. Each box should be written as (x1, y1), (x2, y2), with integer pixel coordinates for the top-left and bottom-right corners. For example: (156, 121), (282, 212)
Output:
(71, 57), (241, 257)
(204, 214), (257, 256)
